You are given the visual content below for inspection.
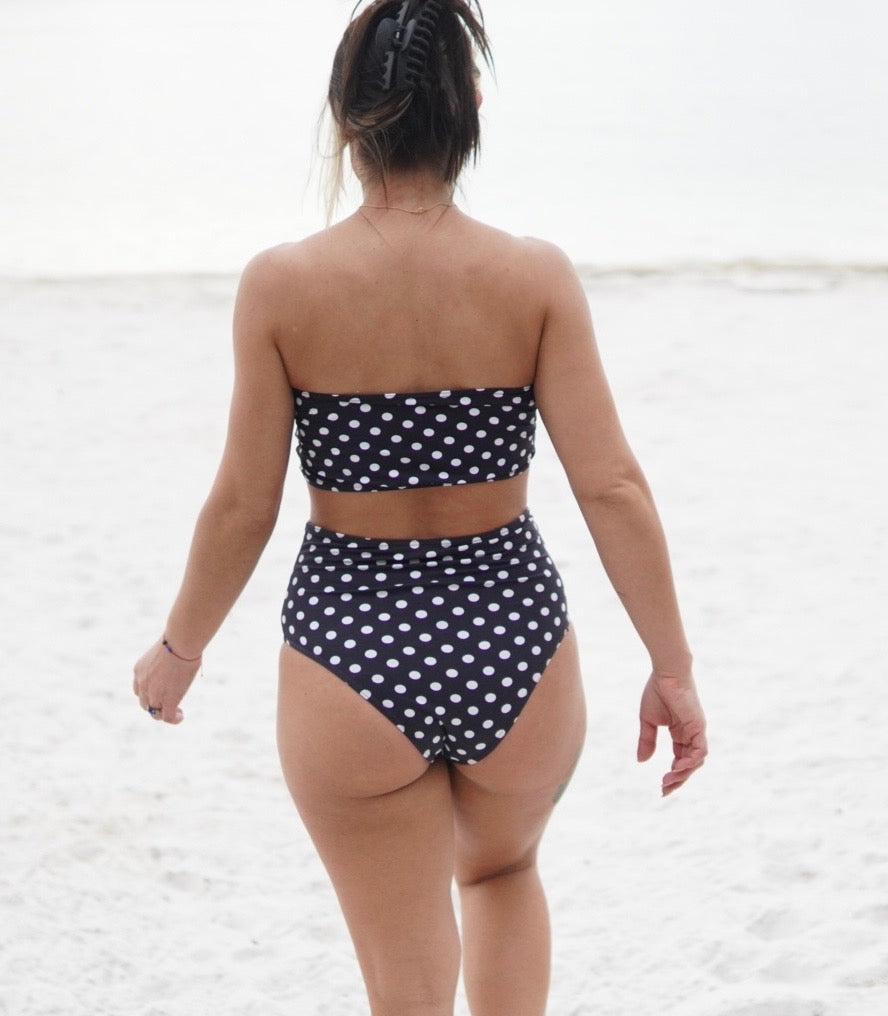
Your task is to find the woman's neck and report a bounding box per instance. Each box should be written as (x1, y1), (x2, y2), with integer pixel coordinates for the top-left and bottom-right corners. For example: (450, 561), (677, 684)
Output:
(360, 171), (454, 213)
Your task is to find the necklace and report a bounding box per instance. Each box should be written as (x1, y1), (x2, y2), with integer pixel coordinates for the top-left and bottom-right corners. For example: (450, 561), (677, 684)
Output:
(359, 201), (454, 215)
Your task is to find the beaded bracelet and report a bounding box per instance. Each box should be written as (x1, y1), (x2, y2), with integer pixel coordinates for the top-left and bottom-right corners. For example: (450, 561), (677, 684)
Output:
(162, 637), (202, 663)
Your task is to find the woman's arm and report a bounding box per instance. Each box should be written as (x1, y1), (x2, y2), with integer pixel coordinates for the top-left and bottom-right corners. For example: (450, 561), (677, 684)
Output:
(531, 243), (706, 793)
(133, 251), (294, 723)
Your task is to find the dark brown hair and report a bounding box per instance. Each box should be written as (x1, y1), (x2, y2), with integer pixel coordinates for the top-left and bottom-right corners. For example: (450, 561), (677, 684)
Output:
(325, 0), (491, 205)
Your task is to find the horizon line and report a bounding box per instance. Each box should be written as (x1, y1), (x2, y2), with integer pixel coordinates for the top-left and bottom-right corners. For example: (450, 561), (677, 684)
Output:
(1, 259), (887, 285)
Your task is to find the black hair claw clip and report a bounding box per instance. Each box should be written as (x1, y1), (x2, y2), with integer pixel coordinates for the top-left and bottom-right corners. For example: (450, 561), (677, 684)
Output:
(376, 2), (417, 92)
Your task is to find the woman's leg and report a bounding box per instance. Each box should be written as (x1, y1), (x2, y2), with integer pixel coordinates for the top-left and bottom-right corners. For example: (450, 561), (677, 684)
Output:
(450, 626), (586, 1016)
(277, 644), (461, 1016)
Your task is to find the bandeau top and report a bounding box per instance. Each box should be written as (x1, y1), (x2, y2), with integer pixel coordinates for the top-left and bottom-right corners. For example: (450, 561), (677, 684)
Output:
(293, 385), (536, 492)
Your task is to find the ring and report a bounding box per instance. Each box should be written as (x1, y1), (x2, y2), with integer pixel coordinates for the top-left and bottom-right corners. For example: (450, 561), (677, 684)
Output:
(147, 706), (161, 717)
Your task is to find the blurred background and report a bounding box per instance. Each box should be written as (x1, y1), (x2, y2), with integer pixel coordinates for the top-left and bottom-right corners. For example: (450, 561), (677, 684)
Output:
(2, 0), (886, 275)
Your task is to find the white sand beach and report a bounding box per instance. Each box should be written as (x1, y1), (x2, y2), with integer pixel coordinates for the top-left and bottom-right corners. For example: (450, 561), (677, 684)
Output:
(2, 266), (886, 1014)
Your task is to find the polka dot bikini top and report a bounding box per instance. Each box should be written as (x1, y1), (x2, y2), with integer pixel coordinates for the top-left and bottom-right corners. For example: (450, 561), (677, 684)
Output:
(293, 385), (537, 492)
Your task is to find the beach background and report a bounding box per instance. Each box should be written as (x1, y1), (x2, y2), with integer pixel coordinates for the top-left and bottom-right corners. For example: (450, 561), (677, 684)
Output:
(2, 1), (887, 1014)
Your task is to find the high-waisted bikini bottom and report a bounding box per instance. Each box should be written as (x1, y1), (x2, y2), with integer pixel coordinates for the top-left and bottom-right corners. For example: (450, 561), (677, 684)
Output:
(281, 510), (569, 764)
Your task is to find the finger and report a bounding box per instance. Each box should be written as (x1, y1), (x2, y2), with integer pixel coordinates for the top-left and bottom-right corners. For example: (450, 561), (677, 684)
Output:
(662, 754), (706, 795)
(161, 702), (184, 725)
(637, 718), (657, 762)
(662, 766), (699, 793)
(662, 766), (702, 793)
(662, 778), (687, 797)
(674, 733), (708, 769)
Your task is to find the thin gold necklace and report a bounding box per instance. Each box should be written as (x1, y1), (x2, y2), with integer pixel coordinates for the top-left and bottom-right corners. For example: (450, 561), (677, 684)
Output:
(359, 201), (454, 215)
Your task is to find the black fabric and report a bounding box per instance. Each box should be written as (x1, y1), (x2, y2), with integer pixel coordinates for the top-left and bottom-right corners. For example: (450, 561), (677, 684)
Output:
(281, 511), (569, 763)
(293, 385), (536, 492)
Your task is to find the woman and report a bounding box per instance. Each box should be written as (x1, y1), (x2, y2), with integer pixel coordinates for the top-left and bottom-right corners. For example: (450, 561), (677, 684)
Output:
(133, 2), (707, 1013)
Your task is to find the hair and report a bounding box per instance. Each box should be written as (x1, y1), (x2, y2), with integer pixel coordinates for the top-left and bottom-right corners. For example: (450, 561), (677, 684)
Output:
(324, 0), (492, 216)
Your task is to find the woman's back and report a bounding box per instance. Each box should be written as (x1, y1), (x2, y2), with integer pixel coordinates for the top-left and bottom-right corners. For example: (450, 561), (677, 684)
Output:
(274, 208), (549, 393)
(267, 204), (559, 536)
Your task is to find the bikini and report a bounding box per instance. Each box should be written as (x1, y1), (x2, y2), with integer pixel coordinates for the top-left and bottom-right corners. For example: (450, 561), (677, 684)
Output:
(281, 385), (570, 764)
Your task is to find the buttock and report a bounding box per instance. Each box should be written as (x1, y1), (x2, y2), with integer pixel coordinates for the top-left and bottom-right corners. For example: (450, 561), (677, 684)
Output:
(281, 510), (569, 764)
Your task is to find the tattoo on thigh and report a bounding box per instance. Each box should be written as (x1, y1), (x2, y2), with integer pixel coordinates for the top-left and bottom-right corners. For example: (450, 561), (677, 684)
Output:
(552, 750), (582, 805)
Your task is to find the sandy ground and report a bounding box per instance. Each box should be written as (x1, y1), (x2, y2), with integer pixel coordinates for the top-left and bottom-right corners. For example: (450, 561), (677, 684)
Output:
(1, 267), (887, 1015)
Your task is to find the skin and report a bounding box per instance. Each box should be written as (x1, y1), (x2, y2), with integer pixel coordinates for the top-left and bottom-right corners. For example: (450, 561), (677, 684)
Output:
(133, 160), (707, 1014)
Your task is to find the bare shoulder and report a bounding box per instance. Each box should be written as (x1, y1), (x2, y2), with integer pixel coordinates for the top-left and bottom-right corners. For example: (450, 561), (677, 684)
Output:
(239, 237), (315, 288)
(235, 228), (342, 317)
(241, 221), (354, 279)
(515, 234), (574, 270)
(520, 235), (585, 294)
(233, 243), (304, 344)
(465, 220), (578, 291)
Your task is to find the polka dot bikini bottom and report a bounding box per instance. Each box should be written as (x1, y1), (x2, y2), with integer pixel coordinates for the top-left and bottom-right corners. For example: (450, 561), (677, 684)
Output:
(281, 510), (569, 764)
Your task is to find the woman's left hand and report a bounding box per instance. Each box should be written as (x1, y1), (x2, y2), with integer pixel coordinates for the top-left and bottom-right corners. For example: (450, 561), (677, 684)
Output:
(133, 640), (202, 724)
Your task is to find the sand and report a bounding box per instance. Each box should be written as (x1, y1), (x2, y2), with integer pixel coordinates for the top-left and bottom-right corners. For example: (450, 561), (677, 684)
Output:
(2, 266), (886, 1014)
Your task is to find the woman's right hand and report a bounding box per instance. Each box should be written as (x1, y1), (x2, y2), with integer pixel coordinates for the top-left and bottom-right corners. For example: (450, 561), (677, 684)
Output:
(637, 670), (707, 796)
(133, 639), (202, 725)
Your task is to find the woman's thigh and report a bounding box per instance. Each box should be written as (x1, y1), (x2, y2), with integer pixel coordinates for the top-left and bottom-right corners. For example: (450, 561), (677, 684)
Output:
(277, 644), (460, 993)
(449, 625), (587, 883)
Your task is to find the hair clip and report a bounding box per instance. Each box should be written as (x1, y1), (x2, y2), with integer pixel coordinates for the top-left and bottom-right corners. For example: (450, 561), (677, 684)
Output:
(399, 0), (441, 90)
(376, 0), (441, 92)
(376, 2), (416, 92)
